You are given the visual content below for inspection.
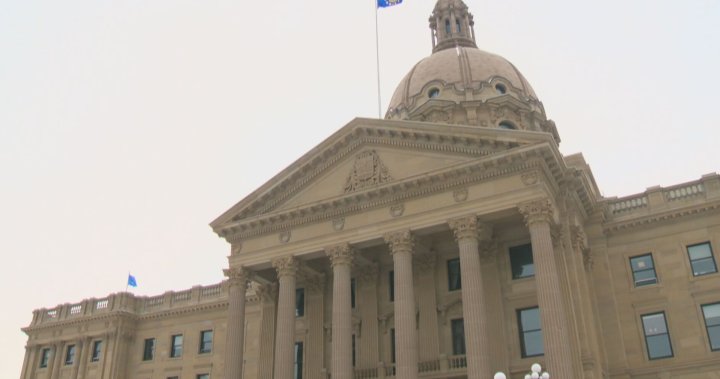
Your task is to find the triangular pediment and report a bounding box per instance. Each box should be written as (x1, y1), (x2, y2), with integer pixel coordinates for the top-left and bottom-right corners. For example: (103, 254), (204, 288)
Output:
(210, 118), (558, 235)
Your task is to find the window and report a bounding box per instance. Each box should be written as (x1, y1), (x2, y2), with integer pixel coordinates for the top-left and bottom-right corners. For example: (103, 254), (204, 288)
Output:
(510, 244), (534, 279)
(167, 377), (179, 379)
(445, 19), (451, 35)
(495, 83), (507, 95)
(389, 271), (395, 302)
(498, 121), (517, 130)
(65, 345), (76, 365)
(199, 330), (213, 354)
(630, 254), (658, 286)
(702, 302), (720, 351)
(641, 312), (673, 359)
(196, 374), (209, 379)
(143, 338), (155, 361)
(170, 334), (183, 358)
(428, 88), (440, 98)
(294, 342), (304, 379)
(390, 328), (396, 364)
(451, 318), (466, 355)
(39, 348), (51, 368)
(352, 334), (356, 367)
(455, 19), (461, 33)
(447, 258), (461, 291)
(91, 340), (102, 362)
(518, 307), (544, 357)
(351, 278), (356, 309)
(295, 288), (305, 317)
(688, 242), (717, 276)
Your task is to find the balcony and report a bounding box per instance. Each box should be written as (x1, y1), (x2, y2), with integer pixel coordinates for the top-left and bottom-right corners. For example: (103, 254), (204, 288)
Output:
(352, 354), (468, 379)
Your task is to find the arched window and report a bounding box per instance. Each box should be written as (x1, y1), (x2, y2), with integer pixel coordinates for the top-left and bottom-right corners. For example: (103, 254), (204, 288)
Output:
(499, 121), (517, 130)
(456, 19), (461, 33)
(495, 83), (507, 95)
(445, 19), (451, 35)
(428, 88), (440, 98)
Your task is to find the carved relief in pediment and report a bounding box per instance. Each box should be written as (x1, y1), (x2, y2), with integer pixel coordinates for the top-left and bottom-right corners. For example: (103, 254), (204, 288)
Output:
(344, 150), (392, 193)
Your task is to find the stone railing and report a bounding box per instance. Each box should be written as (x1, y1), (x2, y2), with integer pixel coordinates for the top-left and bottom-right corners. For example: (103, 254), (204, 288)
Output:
(29, 281), (228, 327)
(352, 355), (467, 379)
(605, 173), (720, 218)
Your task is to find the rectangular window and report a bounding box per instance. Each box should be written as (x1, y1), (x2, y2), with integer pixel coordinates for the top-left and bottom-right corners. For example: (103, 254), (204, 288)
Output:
(196, 374), (209, 379)
(296, 288), (305, 317)
(447, 258), (461, 291)
(510, 244), (534, 279)
(199, 330), (213, 354)
(65, 345), (76, 365)
(351, 278), (356, 309)
(294, 342), (304, 379)
(451, 318), (466, 355)
(91, 340), (102, 362)
(518, 307), (544, 357)
(630, 254), (658, 286)
(389, 271), (395, 302)
(39, 348), (51, 368)
(390, 328), (396, 364)
(170, 334), (183, 358)
(702, 302), (720, 351)
(143, 338), (155, 361)
(688, 242), (717, 276)
(641, 312), (673, 359)
(352, 334), (356, 367)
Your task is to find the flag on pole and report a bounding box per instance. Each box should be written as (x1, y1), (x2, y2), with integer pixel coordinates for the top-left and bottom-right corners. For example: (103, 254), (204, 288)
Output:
(127, 274), (138, 288)
(377, 0), (402, 8)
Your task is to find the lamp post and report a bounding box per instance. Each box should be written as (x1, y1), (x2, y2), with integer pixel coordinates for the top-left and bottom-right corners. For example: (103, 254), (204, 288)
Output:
(493, 362), (550, 379)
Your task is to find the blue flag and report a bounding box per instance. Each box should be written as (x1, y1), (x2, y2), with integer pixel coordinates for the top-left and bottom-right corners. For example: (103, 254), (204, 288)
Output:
(377, 0), (402, 8)
(127, 274), (138, 288)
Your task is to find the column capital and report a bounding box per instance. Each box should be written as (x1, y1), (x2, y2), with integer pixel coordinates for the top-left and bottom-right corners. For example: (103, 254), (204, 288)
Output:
(224, 267), (252, 288)
(414, 253), (437, 273)
(448, 215), (492, 242)
(384, 229), (414, 254)
(355, 263), (379, 285)
(519, 198), (555, 226)
(255, 283), (278, 302)
(325, 243), (355, 268)
(272, 256), (299, 278)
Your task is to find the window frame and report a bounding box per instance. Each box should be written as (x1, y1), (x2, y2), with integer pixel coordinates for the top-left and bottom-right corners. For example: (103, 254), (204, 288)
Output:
(64, 344), (76, 365)
(39, 348), (51, 368)
(451, 318), (466, 355)
(687, 242), (718, 277)
(196, 374), (210, 379)
(142, 338), (155, 361)
(388, 270), (395, 302)
(294, 341), (304, 379)
(641, 311), (674, 360)
(198, 330), (213, 354)
(517, 306), (544, 358)
(296, 288), (305, 317)
(509, 243), (534, 280)
(447, 258), (461, 291)
(351, 278), (356, 309)
(170, 334), (183, 358)
(629, 253), (658, 287)
(91, 340), (102, 362)
(702, 302), (720, 351)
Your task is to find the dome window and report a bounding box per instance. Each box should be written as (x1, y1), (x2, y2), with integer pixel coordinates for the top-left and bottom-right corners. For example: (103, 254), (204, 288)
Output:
(456, 19), (461, 33)
(495, 83), (507, 95)
(428, 88), (440, 99)
(499, 121), (517, 130)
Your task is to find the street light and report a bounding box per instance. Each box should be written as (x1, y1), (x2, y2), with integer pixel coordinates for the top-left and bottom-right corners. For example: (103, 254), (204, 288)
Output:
(493, 362), (550, 379)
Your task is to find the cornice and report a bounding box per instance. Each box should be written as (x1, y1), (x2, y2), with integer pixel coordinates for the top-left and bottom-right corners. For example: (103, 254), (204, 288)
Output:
(22, 311), (135, 333)
(136, 300), (228, 321)
(603, 199), (720, 235)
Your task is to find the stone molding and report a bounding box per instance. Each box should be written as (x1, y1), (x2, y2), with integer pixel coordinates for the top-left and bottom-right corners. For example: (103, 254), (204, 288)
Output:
(519, 198), (555, 226)
(384, 230), (414, 254)
(603, 200), (720, 235)
(452, 187), (468, 202)
(254, 283), (278, 303)
(325, 243), (355, 268)
(272, 256), (299, 278)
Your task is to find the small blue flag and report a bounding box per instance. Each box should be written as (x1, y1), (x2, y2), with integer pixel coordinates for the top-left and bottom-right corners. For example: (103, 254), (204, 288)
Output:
(377, 0), (402, 8)
(127, 274), (138, 288)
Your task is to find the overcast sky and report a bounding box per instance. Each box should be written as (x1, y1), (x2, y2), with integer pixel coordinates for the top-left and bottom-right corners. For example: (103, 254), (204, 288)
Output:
(1, 0), (719, 376)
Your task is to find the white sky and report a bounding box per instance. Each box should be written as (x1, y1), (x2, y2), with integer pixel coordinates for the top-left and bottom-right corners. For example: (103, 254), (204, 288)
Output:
(1, 0), (718, 376)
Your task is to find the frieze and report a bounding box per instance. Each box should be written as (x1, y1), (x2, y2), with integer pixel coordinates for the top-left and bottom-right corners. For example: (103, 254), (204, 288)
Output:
(278, 230), (291, 244)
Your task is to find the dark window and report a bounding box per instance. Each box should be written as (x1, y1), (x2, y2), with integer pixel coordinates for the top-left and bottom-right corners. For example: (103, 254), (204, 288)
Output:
(428, 88), (440, 98)
(351, 278), (356, 309)
(510, 244), (534, 279)
(196, 374), (209, 379)
(445, 19), (451, 34)
(390, 328), (396, 363)
(296, 288), (305, 317)
(143, 338), (155, 361)
(170, 334), (183, 358)
(518, 307), (544, 357)
(702, 302), (720, 351)
(630, 254), (658, 286)
(451, 318), (466, 355)
(64, 345), (76, 365)
(199, 330), (213, 354)
(352, 334), (356, 367)
(641, 312), (673, 359)
(455, 19), (461, 33)
(447, 258), (461, 291)
(498, 121), (516, 130)
(91, 340), (102, 362)
(167, 377), (179, 379)
(495, 83), (507, 95)
(294, 342), (304, 379)
(688, 242), (717, 276)
(389, 271), (395, 302)
(39, 348), (51, 368)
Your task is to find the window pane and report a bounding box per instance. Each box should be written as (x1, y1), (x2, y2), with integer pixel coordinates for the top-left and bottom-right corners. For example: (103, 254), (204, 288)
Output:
(642, 314), (668, 335)
(691, 257), (717, 276)
(523, 330), (544, 357)
(91, 341), (102, 362)
(633, 269), (658, 286)
(708, 325), (720, 350)
(646, 334), (673, 359)
(199, 330), (213, 353)
(389, 271), (394, 302)
(451, 319), (465, 355)
(296, 288), (305, 317)
(510, 244), (534, 279)
(447, 258), (461, 291)
(520, 307), (541, 331)
(351, 278), (356, 309)
(688, 243), (712, 260)
(631, 255), (654, 270)
(703, 303), (720, 326)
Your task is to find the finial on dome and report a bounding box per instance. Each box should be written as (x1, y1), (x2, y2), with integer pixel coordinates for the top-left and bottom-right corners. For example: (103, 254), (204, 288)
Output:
(429, 0), (477, 53)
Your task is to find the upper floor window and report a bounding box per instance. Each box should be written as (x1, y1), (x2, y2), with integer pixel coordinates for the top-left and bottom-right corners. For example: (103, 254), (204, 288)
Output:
(91, 340), (102, 362)
(142, 338), (155, 361)
(702, 302), (720, 351)
(352, 334), (356, 367)
(294, 342), (304, 379)
(170, 334), (183, 358)
(351, 278), (357, 309)
(451, 318), (466, 355)
(455, 19), (461, 33)
(445, 19), (451, 35)
(517, 306), (543, 357)
(196, 374), (209, 379)
(447, 258), (461, 291)
(199, 330), (213, 354)
(296, 288), (305, 317)
(389, 270), (395, 302)
(630, 254), (658, 287)
(688, 242), (717, 276)
(390, 328), (396, 364)
(641, 312), (673, 359)
(509, 244), (534, 279)
(65, 344), (76, 365)
(498, 121), (517, 130)
(39, 348), (51, 368)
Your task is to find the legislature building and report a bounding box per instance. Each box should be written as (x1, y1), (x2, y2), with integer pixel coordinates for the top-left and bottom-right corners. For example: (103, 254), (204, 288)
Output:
(20, 1), (720, 378)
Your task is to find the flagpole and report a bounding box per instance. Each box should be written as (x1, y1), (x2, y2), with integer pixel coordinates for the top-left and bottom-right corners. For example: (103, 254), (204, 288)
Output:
(374, 0), (382, 119)
(125, 271), (129, 292)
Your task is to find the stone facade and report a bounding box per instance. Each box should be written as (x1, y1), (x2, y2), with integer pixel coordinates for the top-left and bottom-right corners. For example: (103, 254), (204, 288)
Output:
(20, 1), (720, 378)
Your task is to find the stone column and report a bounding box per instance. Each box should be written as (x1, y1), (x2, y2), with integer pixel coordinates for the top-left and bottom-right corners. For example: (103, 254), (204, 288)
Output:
(224, 267), (252, 379)
(77, 337), (91, 379)
(71, 339), (85, 379)
(326, 243), (355, 379)
(305, 275), (325, 379)
(272, 256), (299, 379)
(414, 253), (440, 362)
(384, 230), (419, 379)
(519, 199), (574, 378)
(357, 264), (380, 368)
(449, 216), (492, 379)
(20, 344), (37, 379)
(49, 342), (64, 379)
(256, 284), (277, 379)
